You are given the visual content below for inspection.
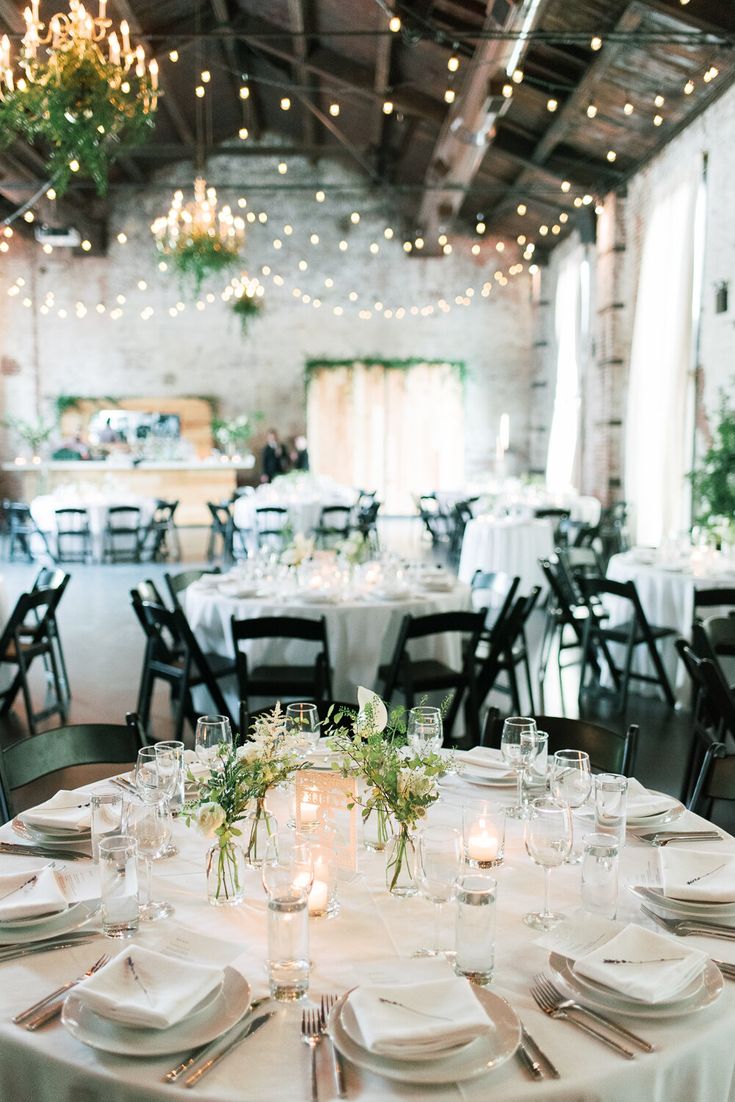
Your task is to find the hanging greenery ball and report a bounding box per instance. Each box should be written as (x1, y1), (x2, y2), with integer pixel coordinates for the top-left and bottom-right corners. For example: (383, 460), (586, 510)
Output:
(231, 293), (263, 335)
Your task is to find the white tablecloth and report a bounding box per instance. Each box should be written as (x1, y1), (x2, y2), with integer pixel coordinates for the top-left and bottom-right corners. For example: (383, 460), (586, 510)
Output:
(234, 476), (357, 537)
(606, 551), (735, 701)
(185, 582), (471, 701)
(0, 773), (733, 1102)
(435, 490), (601, 527)
(31, 493), (157, 561)
(458, 517), (555, 593)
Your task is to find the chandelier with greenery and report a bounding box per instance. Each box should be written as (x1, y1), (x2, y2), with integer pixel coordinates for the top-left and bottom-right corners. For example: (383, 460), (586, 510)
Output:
(0, 0), (158, 196)
(151, 177), (246, 294)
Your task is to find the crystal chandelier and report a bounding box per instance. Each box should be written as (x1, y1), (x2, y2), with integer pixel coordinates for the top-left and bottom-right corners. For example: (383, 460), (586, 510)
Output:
(0, 0), (158, 194)
(152, 177), (246, 294)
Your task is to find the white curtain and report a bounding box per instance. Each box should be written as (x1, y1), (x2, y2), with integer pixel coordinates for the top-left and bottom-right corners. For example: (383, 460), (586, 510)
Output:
(307, 362), (465, 512)
(624, 167), (699, 546)
(546, 247), (586, 492)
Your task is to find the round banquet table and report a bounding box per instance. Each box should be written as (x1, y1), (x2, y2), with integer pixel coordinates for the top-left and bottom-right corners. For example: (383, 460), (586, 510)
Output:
(606, 551), (735, 702)
(458, 516), (555, 592)
(31, 493), (157, 562)
(185, 579), (471, 703)
(0, 769), (734, 1102)
(233, 476), (357, 538)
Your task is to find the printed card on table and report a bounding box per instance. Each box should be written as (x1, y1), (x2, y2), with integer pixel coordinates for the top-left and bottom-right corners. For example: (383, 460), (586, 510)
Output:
(295, 769), (358, 873)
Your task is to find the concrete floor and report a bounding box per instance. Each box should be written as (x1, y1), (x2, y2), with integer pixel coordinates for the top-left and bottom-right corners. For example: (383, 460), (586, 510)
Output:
(0, 519), (696, 804)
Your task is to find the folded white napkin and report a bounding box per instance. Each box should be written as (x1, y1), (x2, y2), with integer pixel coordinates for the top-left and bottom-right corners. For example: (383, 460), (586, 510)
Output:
(0, 867), (67, 922)
(20, 790), (92, 833)
(573, 923), (707, 1004)
(626, 779), (677, 819)
(660, 849), (735, 904)
(348, 976), (492, 1056)
(76, 945), (223, 1029)
(461, 748), (514, 778)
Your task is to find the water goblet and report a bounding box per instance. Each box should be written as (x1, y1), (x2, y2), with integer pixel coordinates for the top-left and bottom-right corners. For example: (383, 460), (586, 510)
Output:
(500, 716), (537, 818)
(407, 706), (443, 756)
(550, 749), (592, 863)
(195, 715), (233, 764)
(154, 740), (184, 858)
(134, 747), (160, 802)
(415, 825), (463, 957)
(523, 796), (573, 931)
(124, 796), (175, 922)
(285, 702), (320, 755)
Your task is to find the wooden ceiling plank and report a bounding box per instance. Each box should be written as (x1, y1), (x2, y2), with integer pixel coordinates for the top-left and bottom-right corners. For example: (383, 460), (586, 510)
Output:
(210, 0), (253, 132)
(286, 0), (319, 148)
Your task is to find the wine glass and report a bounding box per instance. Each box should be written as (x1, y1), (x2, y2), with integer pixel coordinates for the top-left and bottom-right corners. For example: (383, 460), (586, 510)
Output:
(407, 707), (443, 756)
(551, 749), (592, 863)
(134, 747), (160, 802)
(500, 716), (538, 819)
(154, 741), (184, 858)
(285, 703), (320, 755)
(124, 797), (174, 922)
(195, 715), (233, 763)
(415, 826), (462, 957)
(523, 796), (573, 930)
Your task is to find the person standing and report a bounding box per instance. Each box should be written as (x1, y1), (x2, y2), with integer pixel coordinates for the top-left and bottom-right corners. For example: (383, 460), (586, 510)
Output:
(261, 428), (287, 482)
(290, 434), (309, 471)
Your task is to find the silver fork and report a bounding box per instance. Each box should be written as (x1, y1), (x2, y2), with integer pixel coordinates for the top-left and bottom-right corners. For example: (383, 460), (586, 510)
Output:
(530, 977), (636, 1059)
(641, 904), (735, 940)
(301, 1007), (322, 1102)
(13, 954), (110, 1027)
(535, 975), (654, 1052)
(320, 994), (347, 1098)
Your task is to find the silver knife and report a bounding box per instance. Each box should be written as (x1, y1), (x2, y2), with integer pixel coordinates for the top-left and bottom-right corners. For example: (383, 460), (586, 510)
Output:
(516, 1034), (543, 1080)
(0, 934), (101, 964)
(163, 996), (270, 1083)
(637, 831), (722, 847)
(521, 1024), (560, 1079)
(184, 1011), (275, 1088)
(0, 843), (91, 862)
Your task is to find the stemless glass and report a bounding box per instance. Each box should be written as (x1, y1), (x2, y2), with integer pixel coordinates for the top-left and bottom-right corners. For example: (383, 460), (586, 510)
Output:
(415, 825), (463, 957)
(262, 833), (314, 1001)
(407, 707), (444, 756)
(523, 796), (573, 930)
(501, 716), (538, 819)
(125, 797), (175, 922)
(195, 715), (233, 762)
(285, 703), (321, 754)
(550, 749), (592, 863)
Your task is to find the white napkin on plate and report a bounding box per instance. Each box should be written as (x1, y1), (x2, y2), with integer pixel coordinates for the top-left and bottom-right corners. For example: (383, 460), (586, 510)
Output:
(75, 945), (223, 1029)
(625, 779), (677, 819)
(348, 975), (492, 1056)
(20, 790), (92, 832)
(0, 867), (67, 922)
(461, 748), (514, 778)
(660, 849), (735, 904)
(573, 923), (707, 1003)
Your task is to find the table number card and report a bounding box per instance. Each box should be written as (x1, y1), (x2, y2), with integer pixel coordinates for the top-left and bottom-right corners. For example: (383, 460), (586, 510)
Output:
(295, 769), (358, 872)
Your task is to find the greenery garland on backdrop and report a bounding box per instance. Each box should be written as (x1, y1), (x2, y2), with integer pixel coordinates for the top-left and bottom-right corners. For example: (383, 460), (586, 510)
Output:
(303, 357), (467, 386)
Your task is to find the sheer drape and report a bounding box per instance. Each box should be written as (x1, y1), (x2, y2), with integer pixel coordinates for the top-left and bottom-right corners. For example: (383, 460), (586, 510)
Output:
(307, 362), (465, 512)
(545, 247), (586, 492)
(624, 167), (699, 546)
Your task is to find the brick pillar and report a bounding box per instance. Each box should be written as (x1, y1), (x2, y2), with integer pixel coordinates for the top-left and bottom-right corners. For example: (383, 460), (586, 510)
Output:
(528, 264), (552, 477)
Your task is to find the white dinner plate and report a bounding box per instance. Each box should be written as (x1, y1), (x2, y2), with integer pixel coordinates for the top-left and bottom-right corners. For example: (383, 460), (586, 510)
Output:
(628, 884), (735, 921)
(549, 952), (723, 1018)
(458, 768), (516, 788)
(61, 967), (252, 1056)
(328, 986), (520, 1083)
(218, 583), (260, 599)
(626, 793), (685, 829)
(13, 818), (92, 845)
(0, 900), (100, 944)
(340, 1001), (471, 1062)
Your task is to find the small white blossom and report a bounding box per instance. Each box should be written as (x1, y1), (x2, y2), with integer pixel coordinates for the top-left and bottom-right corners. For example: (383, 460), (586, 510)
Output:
(197, 801), (226, 837)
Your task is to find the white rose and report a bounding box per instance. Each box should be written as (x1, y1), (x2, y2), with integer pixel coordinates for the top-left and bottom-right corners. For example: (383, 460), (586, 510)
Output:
(197, 802), (226, 837)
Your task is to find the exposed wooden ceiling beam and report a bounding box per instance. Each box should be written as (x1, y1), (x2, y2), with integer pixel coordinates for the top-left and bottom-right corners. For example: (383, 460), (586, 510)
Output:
(638, 0), (735, 36)
(286, 0), (319, 149)
(209, 0), (251, 121)
(295, 93), (382, 183)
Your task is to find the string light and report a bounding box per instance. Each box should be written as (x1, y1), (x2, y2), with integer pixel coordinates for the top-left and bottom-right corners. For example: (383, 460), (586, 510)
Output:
(606, 149), (617, 162)
(169, 50), (178, 62)
(195, 85), (205, 98)
(81, 239), (92, 251)
(447, 52), (459, 73)
(350, 211), (360, 224)
(277, 161), (287, 174)
(560, 180), (570, 192)
(47, 187), (56, 200)
(383, 99), (394, 114)
(502, 84), (513, 98)
(517, 203), (527, 215)
(590, 35), (602, 50)
(653, 113), (663, 126)
(240, 85), (249, 99)
(512, 68), (523, 84)
(586, 104), (597, 118)
(444, 88), (456, 104)
(315, 190), (326, 202)
(201, 70), (211, 83)
(329, 102), (340, 117)
(547, 98), (558, 112)
(654, 93), (665, 107)
(624, 102), (634, 115)
(280, 96), (291, 110)
(238, 127), (249, 140)
(389, 15), (401, 32)
(684, 79), (694, 94)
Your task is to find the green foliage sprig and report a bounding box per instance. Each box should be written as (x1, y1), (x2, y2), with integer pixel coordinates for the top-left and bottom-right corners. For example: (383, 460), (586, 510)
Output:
(231, 293), (263, 334)
(2, 415), (55, 454)
(690, 388), (735, 527)
(167, 237), (241, 296)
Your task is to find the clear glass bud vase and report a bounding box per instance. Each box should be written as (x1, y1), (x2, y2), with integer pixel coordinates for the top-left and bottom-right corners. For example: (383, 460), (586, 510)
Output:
(207, 838), (246, 906)
(385, 826), (418, 897)
(244, 799), (278, 868)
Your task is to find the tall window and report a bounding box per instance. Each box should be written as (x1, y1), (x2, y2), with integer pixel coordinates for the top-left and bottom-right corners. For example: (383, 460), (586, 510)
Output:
(546, 246), (589, 492)
(624, 164), (701, 546)
(306, 361), (465, 512)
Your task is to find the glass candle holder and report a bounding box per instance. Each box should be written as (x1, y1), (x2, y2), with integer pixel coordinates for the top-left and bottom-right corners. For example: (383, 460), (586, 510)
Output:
(581, 833), (620, 919)
(455, 872), (497, 985)
(462, 804), (506, 869)
(595, 774), (628, 846)
(307, 840), (339, 918)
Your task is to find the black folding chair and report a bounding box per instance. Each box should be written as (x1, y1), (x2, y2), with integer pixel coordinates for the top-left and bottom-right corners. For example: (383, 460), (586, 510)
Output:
(480, 711), (639, 776)
(206, 501), (248, 564)
(314, 505), (352, 548)
(255, 506), (289, 551)
(579, 576), (677, 712)
(6, 501), (54, 563)
(380, 610), (485, 743)
(27, 568), (71, 705)
(138, 499), (181, 563)
(0, 714), (146, 824)
(416, 494), (451, 546)
(0, 588), (68, 735)
(54, 507), (92, 563)
(165, 568), (221, 612)
(231, 615), (333, 714)
(103, 506), (141, 563)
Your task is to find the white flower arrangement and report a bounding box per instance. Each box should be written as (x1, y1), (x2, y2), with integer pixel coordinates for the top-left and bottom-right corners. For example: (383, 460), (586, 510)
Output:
(281, 531), (315, 567)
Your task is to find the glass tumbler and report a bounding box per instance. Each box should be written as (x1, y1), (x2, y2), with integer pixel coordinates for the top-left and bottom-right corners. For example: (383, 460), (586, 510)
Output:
(90, 792), (126, 863)
(454, 873), (497, 985)
(581, 833), (620, 919)
(99, 834), (139, 938)
(595, 774), (628, 846)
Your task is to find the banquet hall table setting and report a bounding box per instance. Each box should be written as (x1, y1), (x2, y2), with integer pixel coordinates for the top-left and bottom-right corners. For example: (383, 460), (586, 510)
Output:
(31, 487), (158, 562)
(233, 474), (358, 539)
(184, 561), (470, 702)
(0, 753), (734, 1102)
(458, 515), (556, 592)
(605, 547), (735, 702)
